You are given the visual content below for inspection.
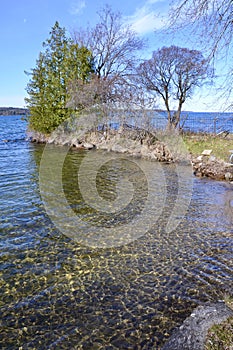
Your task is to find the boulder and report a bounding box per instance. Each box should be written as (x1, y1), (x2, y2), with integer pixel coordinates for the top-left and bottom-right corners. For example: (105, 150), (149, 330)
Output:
(83, 142), (95, 150)
(192, 155), (233, 181)
(162, 302), (233, 350)
(201, 149), (212, 156)
(225, 172), (233, 181)
(111, 143), (128, 153)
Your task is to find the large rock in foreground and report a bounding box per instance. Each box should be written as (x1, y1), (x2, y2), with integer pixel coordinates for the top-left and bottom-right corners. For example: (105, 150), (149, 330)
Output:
(162, 302), (233, 350)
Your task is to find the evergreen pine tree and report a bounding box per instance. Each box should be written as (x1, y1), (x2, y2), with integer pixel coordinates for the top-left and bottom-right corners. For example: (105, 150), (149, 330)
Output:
(25, 21), (93, 134)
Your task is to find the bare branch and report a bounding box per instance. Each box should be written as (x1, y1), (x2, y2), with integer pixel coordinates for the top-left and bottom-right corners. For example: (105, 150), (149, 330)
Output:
(68, 5), (147, 126)
(170, 0), (233, 58)
(137, 46), (210, 128)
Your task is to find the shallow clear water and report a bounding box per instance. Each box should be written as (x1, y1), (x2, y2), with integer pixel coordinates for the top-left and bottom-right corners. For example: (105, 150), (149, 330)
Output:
(0, 116), (232, 349)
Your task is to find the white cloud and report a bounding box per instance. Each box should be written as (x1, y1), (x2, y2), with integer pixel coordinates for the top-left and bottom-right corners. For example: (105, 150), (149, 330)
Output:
(70, 0), (86, 15)
(147, 0), (166, 4)
(125, 0), (168, 34)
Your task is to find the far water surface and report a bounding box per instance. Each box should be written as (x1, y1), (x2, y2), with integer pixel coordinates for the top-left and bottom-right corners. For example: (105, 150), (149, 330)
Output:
(0, 115), (232, 349)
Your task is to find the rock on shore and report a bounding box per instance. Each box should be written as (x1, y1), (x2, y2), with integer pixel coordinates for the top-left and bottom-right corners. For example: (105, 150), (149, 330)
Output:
(191, 154), (233, 182)
(28, 125), (233, 182)
(162, 302), (233, 350)
(29, 124), (175, 163)
(84, 126), (175, 162)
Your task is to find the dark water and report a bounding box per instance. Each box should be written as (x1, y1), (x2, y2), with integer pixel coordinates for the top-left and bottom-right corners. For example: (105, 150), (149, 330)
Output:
(0, 115), (232, 349)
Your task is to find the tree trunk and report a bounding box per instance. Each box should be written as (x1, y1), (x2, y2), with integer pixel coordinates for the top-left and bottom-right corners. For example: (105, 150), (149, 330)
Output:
(172, 101), (183, 129)
(164, 98), (173, 129)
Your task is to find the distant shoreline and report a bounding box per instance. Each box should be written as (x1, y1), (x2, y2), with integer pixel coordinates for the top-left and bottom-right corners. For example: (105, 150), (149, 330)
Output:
(0, 107), (28, 116)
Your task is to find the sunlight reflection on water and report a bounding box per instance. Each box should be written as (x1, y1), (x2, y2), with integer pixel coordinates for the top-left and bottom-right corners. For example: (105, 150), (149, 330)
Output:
(0, 116), (232, 349)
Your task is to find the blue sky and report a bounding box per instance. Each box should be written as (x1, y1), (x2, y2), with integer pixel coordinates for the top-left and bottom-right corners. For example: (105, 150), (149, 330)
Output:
(0, 0), (229, 111)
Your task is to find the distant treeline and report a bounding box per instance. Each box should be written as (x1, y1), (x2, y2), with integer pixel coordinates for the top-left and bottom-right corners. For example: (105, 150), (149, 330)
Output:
(0, 107), (29, 116)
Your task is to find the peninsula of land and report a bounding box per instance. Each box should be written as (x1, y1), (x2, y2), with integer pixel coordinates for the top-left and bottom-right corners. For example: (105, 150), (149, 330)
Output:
(0, 107), (28, 116)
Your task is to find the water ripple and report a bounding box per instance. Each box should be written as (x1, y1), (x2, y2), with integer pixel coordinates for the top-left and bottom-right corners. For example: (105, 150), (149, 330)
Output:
(0, 116), (232, 348)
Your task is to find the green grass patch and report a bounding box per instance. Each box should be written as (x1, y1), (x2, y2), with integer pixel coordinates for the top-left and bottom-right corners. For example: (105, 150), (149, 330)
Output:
(183, 134), (233, 162)
(204, 297), (233, 350)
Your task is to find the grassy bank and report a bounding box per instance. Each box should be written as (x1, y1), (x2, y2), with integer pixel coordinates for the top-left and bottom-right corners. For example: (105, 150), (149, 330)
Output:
(204, 297), (233, 350)
(183, 133), (233, 162)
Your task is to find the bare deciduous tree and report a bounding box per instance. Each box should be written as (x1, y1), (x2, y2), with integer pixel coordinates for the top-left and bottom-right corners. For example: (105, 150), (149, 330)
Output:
(76, 5), (145, 78)
(170, 0), (233, 56)
(68, 73), (155, 132)
(170, 0), (233, 107)
(137, 46), (210, 128)
(70, 5), (145, 125)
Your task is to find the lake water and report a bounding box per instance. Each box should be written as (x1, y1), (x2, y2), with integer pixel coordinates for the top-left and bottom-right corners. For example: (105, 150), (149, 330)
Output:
(0, 115), (232, 349)
(154, 111), (233, 133)
(111, 110), (233, 134)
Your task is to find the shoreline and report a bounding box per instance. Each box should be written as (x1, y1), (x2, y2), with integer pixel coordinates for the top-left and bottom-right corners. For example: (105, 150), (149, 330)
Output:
(29, 125), (233, 183)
